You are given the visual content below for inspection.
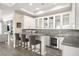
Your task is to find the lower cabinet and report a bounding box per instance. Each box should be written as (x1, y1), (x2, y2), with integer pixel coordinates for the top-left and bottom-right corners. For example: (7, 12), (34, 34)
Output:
(62, 45), (79, 56)
(46, 36), (64, 50)
(46, 36), (50, 46)
(55, 37), (64, 50)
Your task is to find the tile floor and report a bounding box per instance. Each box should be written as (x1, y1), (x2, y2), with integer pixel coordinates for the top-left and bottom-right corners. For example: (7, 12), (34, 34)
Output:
(0, 42), (62, 56)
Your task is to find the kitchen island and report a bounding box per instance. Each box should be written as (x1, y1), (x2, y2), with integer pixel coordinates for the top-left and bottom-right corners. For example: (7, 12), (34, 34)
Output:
(22, 29), (79, 56)
(21, 33), (50, 56)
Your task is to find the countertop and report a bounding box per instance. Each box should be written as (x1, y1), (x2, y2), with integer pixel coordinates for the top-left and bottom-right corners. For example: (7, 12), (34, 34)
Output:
(21, 33), (48, 36)
(62, 36), (79, 48)
(22, 29), (79, 48)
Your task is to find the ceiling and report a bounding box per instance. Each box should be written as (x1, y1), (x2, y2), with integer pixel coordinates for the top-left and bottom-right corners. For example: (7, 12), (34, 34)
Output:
(0, 3), (72, 17)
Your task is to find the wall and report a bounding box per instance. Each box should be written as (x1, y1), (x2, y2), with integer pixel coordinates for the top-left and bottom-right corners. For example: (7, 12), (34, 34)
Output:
(0, 10), (2, 34)
(23, 15), (35, 29)
(75, 3), (79, 29)
(13, 12), (24, 47)
(0, 21), (2, 34)
(13, 12), (23, 33)
(71, 3), (76, 29)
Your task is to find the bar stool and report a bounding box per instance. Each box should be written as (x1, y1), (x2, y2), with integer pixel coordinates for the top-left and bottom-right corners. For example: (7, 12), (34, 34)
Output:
(21, 34), (29, 49)
(29, 35), (41, 56)
(15, 33), (21, 47)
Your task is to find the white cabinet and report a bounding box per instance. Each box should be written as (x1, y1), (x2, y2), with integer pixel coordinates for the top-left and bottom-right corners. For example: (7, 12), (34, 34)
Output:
(63, 14), (70, 25)
(46, 36), (50, 46)
(62, 13), (71, 29)
(62, 45), (79, 56)
(55, 15), (61, 29)
(23, 16), (35, 29)
(56, 37), (64, 50)
(35, 18), (43, 29)
(35, 19), (38, 28)
(49, 16), (54, 28)
(35, 12), (71, 29)
(43, 17), (49, 28)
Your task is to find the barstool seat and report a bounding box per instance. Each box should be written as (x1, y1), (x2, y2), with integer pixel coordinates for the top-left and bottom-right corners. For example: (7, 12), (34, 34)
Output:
(21, 34), (29, 49)
(32, 40), (41, 45)
(15, 33), (21, 47)
(30, 35), (41, 56)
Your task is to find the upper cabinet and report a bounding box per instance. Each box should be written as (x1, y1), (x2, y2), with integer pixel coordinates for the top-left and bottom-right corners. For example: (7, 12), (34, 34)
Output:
(55, 15), (61, 29)
(39, 18), (42, 28)
(35, 12), (71, 29)
(43, 17), (48, 28)
(62, 13), (71, 29)
(23, 15), (35, 29)
(35, 18), (43, 28)
(63, 14), (70, 25)
(35, 19), (38, 28)
(49, 16), (54, 28)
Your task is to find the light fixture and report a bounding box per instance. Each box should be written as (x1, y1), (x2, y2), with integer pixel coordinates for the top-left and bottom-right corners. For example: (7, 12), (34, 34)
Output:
(36, 11), (44, 14)
(29, 3), (33, 6)
(36, 8), (40, 10)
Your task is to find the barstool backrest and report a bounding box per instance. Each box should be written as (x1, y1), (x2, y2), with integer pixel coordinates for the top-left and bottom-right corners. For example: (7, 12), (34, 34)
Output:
(15, 33), (20, 40)
(30, 35), (38, 45)
(21, 34), (26, 41)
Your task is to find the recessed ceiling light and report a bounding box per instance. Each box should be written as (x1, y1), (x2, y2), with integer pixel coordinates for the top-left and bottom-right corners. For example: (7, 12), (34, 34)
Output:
(29, 3), (33, 6)
(36, 8), (40, 10)
(36, 11), (44, 14)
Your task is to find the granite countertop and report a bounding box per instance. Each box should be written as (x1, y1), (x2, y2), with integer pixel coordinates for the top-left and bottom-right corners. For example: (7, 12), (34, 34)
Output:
(21, 33), (48, 36)
(22, 29), (79, 48)
(62, 36), (79, 48)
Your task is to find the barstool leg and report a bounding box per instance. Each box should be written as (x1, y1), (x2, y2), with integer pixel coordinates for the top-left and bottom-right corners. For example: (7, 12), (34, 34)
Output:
(30, 45), (33, 56)
(24, 42), (25, 48)
(34, 45), (36, 56)
(17, 40), (19, 47)
(26, 42), (28, 49)
(20, 41), (22, 47)
(40, 43), (41, 56)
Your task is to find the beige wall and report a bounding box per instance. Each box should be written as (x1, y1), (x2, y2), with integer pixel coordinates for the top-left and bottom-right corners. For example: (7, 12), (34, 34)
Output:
(13, 12), (23, 33)
(75, 3), (79, 29)
(0, 10), (2, 34)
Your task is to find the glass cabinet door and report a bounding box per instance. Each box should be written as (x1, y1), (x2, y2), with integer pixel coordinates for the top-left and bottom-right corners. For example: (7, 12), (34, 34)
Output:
(63, 14), (70, 25)
(49, 16), (54, 28)
(35, 19), (38, 28)
(55, 15), (61, 29)
(43, 17), (48, 28)
(39, 18), (42, 28)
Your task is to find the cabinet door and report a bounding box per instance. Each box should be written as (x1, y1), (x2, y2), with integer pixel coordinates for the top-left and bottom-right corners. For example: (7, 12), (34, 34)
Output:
(63, 14), (70, 25)
(39, 18), (42, 28)
(49, 16), (54, 28)
(62, 14), (70, 29)
(43, 17), (48, 28)
(35, 19), (38, 28)
(55, 15), (61, 29)
(35, 18), (42, 28)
